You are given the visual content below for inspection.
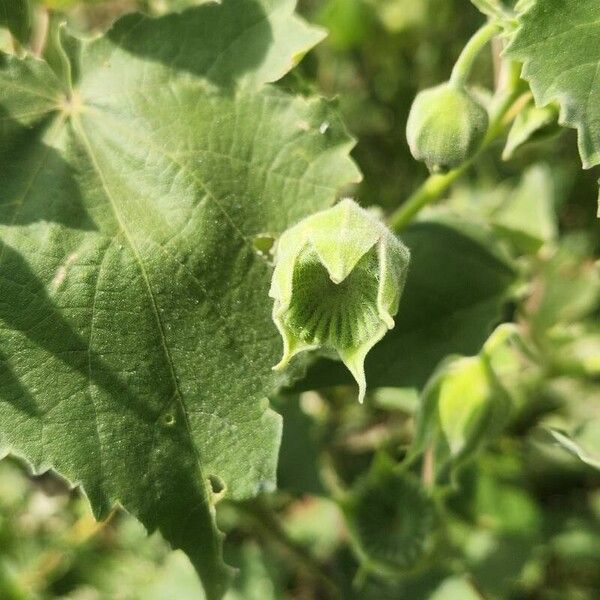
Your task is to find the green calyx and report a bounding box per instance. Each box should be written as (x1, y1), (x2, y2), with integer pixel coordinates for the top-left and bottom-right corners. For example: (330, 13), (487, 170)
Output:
(406, 82), (489, 172)
(270, 199), (410, 402)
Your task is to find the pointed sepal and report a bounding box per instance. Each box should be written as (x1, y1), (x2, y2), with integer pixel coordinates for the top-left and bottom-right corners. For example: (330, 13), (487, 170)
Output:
(270, 199), (410, 401)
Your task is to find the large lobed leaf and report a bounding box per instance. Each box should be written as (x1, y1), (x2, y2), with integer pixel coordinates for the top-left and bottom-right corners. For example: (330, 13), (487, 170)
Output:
(506, 0), (600, 170)
(0, 1), (360, 597)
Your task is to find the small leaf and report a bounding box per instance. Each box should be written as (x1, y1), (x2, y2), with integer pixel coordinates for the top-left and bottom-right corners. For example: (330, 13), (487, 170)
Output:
(438, 356), (492, 456)
(42, 17), (73, 87)
(547, 421), (600, 470)
(371, 387), (419, 413)
(506, 0), (600, 169)
(502, 102), (560, 160)
(490, 165), (558, 253)
(470, 0), (508, 21)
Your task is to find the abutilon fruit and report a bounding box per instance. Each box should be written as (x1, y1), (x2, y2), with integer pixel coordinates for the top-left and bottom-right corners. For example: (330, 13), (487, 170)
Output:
(270, 199), (410, 403)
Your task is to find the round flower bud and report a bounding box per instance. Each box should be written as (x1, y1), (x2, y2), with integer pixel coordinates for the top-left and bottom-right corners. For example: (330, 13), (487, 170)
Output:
(269, 199), (410, 403)
(406, 82), (489, 172)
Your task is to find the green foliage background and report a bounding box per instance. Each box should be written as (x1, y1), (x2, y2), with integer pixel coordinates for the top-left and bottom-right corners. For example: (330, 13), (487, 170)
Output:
(1, 1), (599, 599)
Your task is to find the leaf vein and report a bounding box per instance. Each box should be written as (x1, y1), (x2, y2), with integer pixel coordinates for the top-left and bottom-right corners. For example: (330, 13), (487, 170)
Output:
(71, 114), (202, 480)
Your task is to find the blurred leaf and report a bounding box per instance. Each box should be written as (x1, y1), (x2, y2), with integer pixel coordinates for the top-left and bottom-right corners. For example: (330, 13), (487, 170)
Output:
(43, 1), (83, 9)
(526, 236), (600, 332)
(42, 1), (108, 9)
(0, 28), (11, 53)
(316, 0), (374, 50)
(481, 323), (525, 378)
(429, 575), (483, 600)
(225, 543), (282, 600)
(140, 552), (206, 600)
(0, 0), (32, 45)
(438, 357), (492, 457)
(371, 387), (419, 413)
(42, 17), (72, 85)
(547, 324), (600, 376)
(274, 394), (323, 496)
(450, 454), (543, 599)
(474, 471), (541, 536)
(503, 102), (560, 161)
(552, 527), (600, 563)
(547, 421), (600, 470)
(490, 165), (558, 253)
(352, 566), (450, 600)
(283, 497), (344, 559)
(372, 0), (428, 33)
(465, 528), (539, 598)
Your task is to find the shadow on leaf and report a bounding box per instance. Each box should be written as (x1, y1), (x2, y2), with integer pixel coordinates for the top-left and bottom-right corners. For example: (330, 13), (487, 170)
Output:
(0, 240), (159, 425)
(106, 0), (273, 89)
(0, 106), (95, 230)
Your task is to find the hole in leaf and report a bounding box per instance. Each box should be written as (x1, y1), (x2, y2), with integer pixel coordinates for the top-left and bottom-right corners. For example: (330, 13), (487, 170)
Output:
(208, 474), (226, 496)
(161, 413), (176, 427)
(252, 233), (275, 258)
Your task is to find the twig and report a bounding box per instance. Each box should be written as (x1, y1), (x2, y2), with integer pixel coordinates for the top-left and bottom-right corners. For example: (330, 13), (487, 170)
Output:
(236, 498), (341, 598)
(30, 6), (49, 58)
(421, 446), (435, 488)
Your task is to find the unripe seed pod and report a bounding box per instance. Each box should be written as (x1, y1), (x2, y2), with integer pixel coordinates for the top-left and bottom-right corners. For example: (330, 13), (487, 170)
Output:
(270, 199), (410, 403)
(342, 456), (436, 576)
(406, 82), (489, 172)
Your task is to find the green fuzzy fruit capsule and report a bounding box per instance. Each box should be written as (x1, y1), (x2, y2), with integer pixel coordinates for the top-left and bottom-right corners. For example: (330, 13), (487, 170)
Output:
(270, 199), (410, 403)
(406, 82), (489, 172)
(342, 455), (437, 576)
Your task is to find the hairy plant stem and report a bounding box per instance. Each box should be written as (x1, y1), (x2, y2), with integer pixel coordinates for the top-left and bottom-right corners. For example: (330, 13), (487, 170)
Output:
(449, 22), (502, 87)
(237, 498), (340, 598)
(389, 60), (523, 233)
(421, 446), (435, 488)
